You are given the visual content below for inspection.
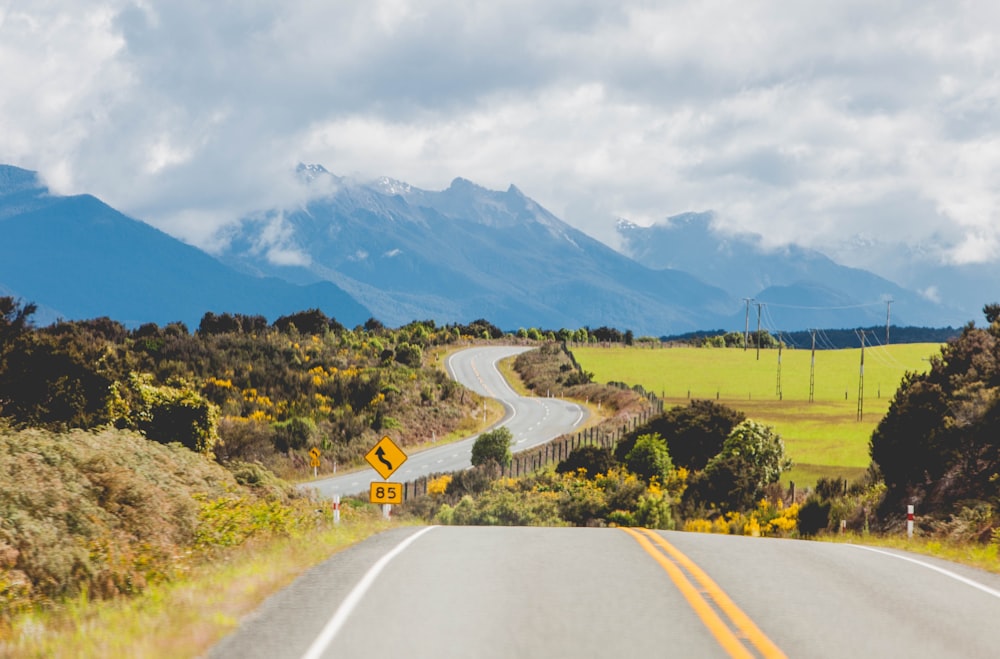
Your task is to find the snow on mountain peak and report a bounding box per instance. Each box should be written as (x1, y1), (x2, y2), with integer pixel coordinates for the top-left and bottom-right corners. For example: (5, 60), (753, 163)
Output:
(616, 217), (639, 232)
(295, 163), (333, 184)
(372, 177), (413, 196)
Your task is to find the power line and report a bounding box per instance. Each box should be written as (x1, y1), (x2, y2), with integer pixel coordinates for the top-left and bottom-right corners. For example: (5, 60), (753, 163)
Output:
(758, 300), (887, 311)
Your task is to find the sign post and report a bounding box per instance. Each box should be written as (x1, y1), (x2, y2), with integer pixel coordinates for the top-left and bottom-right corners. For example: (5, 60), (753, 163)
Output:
(309, 447), (321, 477)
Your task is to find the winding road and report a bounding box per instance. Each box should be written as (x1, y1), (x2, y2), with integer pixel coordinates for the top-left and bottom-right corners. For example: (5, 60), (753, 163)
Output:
(308, 345), (587, 498)
(213, 347), (1000, 658)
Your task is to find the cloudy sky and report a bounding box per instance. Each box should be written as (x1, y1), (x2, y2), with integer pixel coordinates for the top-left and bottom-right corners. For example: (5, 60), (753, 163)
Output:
(3, 1), (1000, 272)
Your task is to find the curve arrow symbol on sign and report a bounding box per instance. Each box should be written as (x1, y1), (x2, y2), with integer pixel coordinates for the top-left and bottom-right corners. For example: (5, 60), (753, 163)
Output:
(375, 446), (393, 471)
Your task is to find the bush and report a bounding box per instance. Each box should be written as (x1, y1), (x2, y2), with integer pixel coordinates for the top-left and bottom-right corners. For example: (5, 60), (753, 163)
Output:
(617, 400), (745, 471)
(446, 463), (500, 496)
(471, 426), (513, 469)
(0, 427), (238, 615)
(272, 416), (316, 452)
(556, 445), (614, 476)
(624, 433), (673, 484)
(798, 498), (831, 536)
(689, 420), (790, 513)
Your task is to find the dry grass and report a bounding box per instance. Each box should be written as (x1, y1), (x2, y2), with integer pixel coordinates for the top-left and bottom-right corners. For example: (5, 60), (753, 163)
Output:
(822, 532), (1000, 576)
(3, 505), (396, 658)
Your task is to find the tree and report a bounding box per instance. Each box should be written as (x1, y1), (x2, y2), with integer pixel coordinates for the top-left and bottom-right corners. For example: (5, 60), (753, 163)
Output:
(694, 420), (791, 512)
(0, 296), (36, 358)
(616, 400), (745, 471)
(870, 322), (1000, 515)
(0, 331), (113, 429)
(984, 303), (1000, 325)
(274, 309), (334, 335)
(625, 433), (673, 484)
(471, 426), (513, 469)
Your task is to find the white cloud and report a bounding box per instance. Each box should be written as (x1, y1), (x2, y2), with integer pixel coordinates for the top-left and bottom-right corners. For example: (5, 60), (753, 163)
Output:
(1, 0), (1000, 274)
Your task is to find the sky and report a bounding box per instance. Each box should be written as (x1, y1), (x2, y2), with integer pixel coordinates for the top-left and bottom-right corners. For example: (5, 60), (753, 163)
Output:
(3, 1), (1000, 273)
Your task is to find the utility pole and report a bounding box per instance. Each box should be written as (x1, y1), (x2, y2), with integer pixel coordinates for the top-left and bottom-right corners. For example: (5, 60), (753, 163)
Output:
(776, 332), (783, 399)
(809, 329), (816, 403)
(743, 298), (753, 351)
(856, 329), (866, 421)
(756, 302), (763, 361)
(885, 298), (893, 345)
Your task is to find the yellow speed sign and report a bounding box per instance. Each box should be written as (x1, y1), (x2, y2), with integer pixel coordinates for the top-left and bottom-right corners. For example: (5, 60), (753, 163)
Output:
(369, 482), (403, 504)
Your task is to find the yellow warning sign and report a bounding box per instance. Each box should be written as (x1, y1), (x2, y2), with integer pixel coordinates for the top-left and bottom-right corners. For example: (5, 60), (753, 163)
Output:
(365, 435), (407, 480)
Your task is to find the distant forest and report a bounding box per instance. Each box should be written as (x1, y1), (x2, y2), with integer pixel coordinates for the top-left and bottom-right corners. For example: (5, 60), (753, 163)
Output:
(663, 325), (962, 349)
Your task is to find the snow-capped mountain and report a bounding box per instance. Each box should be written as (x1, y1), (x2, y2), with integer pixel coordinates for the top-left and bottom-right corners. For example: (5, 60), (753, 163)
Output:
(220, 171), (735, 335)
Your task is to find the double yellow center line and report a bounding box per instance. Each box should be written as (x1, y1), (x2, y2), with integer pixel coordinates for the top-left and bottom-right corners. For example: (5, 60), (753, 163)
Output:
(622, 528), (787, 659)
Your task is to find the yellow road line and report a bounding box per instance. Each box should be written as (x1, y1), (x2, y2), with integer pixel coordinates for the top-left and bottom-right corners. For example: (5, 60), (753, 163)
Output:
(622, 528), (787, 659)
(621, 527), (754, 659)
(637, 529), (786, 658)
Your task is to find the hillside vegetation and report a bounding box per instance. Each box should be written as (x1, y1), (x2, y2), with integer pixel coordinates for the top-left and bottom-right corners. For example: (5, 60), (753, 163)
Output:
(0, 425), (315, 630)
(0, 300), (502, 478)
(0, 299), (511, 635)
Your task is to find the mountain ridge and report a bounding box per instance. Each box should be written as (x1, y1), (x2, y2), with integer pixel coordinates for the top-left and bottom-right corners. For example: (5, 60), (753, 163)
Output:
(0, 165), (370, 328)
(0, 163), (976, 335)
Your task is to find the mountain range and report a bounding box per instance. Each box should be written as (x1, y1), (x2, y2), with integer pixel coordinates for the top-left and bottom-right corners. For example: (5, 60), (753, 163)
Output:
(615, 213), (970, 331)
(0, 163), (979, 336)
(0, 165), (368, 329)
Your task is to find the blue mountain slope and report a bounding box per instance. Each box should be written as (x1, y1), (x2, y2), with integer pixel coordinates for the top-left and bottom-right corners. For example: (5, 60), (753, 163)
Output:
(0, 165), (369, 328)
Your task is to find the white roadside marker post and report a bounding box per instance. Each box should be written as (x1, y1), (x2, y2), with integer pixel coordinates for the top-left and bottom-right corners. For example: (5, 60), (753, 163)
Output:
(907, 504), (915, 539)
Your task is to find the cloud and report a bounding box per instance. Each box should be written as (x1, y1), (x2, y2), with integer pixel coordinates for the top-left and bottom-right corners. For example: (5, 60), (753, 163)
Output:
(2, 0), (1000, 275)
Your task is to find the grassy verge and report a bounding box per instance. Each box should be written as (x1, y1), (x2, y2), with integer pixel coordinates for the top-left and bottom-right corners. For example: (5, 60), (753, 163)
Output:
(821, 532), (1000, 576)
(3, 506), (397, 658)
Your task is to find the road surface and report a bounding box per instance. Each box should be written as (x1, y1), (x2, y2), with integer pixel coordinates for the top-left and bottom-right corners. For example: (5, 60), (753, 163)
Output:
(308, 345), (587, 498)
(212, 526), (1000, 658)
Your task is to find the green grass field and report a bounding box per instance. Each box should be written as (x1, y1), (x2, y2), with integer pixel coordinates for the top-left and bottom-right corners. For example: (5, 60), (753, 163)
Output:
(572, 343), (941, 488)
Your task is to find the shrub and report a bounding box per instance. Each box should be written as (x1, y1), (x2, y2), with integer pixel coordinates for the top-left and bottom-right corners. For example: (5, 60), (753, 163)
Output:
(556, 445), (614, 476)
(272, 416), (316, 452)
(617, 400), (745, 471)
(446, 463), (500, 496)
(624, 433), (673, 484)
(798, 498), (831, 537)
(693, 420), (791, 513)
(471, 426), (513, 469)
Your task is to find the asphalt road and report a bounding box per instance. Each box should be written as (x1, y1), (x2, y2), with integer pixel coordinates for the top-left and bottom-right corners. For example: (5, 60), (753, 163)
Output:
(212, 526), (1000, 659)
(307, 345), (587, 498)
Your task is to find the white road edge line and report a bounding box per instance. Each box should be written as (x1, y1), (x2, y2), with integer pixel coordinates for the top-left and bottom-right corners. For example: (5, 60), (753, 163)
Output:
(301, 526), (438, 659)
(848, 544), (1000, 599)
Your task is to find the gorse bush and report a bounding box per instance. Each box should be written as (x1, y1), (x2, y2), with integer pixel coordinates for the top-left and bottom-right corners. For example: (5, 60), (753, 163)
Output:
(0, 426), (318, 626)
(0, 300), (488, 478)
(683, 497), (799, 538)
(425, 465), (683, 529)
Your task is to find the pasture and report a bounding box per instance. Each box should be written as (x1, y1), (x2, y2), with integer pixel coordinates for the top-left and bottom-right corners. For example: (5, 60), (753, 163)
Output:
(571, 343), (942, 488)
